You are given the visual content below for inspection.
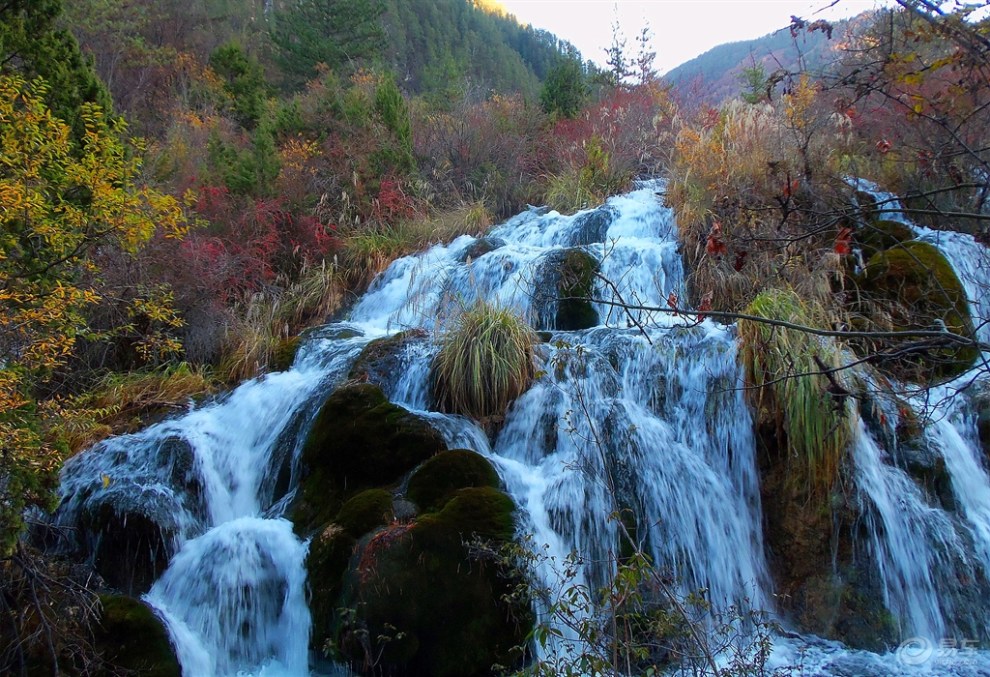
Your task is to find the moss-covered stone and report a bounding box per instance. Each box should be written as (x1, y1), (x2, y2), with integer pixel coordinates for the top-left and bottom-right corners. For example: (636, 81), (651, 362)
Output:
(307, 524), (358, 653)
(335, 486), (529, 677)
(335, 489), (395, 537)
(292, 383), (446, 534)
(81, 501), (174, 596)
(557, 248), (600, 330)
(755, 419), (894, 650)
(535, 248), (600, 331)
(95, 595), (180, 677)
(347, 329), (427, 389)
(459, 237), (506, 262)
(271, 336), (302, 372)
(855, 240), (978, 380)
(857, 219), (915, 256)
(795, 572), (897, 652)
(407, 450), (500, 513)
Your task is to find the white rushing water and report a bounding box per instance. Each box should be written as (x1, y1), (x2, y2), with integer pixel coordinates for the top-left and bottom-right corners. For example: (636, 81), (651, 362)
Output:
(55, 180), (990, 675)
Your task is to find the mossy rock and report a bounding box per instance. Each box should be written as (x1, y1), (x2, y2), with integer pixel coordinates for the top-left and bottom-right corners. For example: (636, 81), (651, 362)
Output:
(795, 572), (897, 652)
(855, 240), (977, 380)
(535, 248), (599, 331)
(336, 486), (529, 676)
(81, 500), (175, 596)
(856, 219), (915, 257)
(307, 524), (358, 654)
(95, 595), (180, 677)
(292, 383), (446, 533)
(335, 489), (395, 537)
(407, 450), (500, 513)
(347, 329), (427, 389)
(271, 336), (302, 372)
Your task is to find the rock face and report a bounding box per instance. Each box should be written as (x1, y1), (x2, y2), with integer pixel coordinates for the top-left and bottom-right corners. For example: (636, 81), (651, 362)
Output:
(95, 595), (181, 676)
(755, 420), (897, 651)
(296, 396), (531, 677)
(347, 329), (429, 391)
(335, 485), (529, 677)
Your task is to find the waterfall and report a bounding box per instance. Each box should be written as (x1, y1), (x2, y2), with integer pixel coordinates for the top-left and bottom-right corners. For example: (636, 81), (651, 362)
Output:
(53, 180), (990, 675)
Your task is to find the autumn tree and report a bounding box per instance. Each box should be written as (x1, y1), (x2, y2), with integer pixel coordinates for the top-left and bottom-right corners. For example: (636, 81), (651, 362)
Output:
(0, 75), (185, 555)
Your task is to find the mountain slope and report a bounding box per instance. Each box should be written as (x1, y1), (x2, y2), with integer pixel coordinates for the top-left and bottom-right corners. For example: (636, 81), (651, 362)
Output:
(664, 13), (871, 106)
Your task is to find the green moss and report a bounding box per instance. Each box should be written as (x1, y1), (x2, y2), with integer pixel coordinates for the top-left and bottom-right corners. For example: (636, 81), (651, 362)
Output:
(292, 383), (446, 534)
(407, 450), (500, 513)
(335, 489), (394, 537)
(335, 486), (529, 676)
(95, 595), (180, 677)
(856, 240), (977, 380)
(556, 248), (600, 330)
(857, 219), (914, 256)
(271, 336), (302, 372)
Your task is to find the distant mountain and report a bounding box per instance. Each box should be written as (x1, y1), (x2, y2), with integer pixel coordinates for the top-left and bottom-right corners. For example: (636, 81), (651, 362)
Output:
(664, 13), (873, 106)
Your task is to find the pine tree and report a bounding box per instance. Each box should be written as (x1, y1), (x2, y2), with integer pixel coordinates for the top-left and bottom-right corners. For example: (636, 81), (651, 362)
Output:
(271, 0), (386, 87)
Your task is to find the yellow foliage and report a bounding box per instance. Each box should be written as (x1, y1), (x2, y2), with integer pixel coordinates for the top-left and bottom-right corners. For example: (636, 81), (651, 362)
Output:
(0, 74), (187, 555)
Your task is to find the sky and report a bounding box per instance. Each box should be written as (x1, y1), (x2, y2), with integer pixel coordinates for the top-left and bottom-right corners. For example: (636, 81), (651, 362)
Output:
(499, 0), (891, 74)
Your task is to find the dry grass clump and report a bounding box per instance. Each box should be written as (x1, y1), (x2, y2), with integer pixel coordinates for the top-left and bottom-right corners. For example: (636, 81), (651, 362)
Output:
(433, 301), (538, 421)
(60, 363), (215, 452)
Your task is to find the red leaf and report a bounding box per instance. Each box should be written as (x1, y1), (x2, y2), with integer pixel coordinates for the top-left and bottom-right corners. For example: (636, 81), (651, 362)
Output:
(667, 291), (679, 316)
(697, 291), (713, 322)
(706, 221), (727, 256)
(834, 227), (853, 255)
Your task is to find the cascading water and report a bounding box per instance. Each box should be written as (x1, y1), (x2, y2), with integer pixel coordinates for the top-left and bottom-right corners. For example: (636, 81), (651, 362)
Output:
(52, 180), (990, 675)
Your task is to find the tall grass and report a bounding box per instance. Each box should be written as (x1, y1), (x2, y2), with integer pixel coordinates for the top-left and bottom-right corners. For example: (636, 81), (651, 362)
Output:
(433, 301), (538, 421)
(738, 289), (852, 493)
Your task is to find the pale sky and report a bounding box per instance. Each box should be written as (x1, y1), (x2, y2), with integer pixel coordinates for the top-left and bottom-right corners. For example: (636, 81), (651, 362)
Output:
(499, 0), (891, 74)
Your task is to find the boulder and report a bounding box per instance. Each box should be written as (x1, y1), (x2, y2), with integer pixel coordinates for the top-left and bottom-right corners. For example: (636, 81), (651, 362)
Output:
(292, 383), (446, 534)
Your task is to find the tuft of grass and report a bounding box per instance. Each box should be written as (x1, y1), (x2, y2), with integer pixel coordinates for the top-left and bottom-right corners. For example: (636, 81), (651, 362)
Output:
(738, 289), (851, 493)
(433, 301), (538, 421)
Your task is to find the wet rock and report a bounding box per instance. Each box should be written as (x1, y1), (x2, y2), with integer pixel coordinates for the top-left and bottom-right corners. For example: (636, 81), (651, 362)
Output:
(458, 237), (506, 262)
(569, 206), (616, 246)
(347, 329), (428, 391)
(335, 487), (530, 676)
(534, 248), (600, 331)
(95, 595), (180, 676)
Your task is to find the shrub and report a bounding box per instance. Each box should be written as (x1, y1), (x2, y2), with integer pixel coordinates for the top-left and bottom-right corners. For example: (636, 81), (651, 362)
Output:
(433, 302), (538, 420)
